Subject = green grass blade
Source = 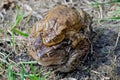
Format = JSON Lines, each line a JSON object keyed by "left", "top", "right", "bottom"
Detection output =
{"left": 10, "top": 31, "right": 15, "bottom": 46}
{"left": 20, "top": 66, "right": 25, "bottom": 80}
{"left": 13, "top": 29, "right": 29, "bottom": 37}
{"left": 7, "top": 65, "right": 16, "bottom": 80}
{"left": 11, "top": 6, "right": 24, "bottom": 30}
{"left": 91, "top": 0, "right": 120, "bottom": 6}
{"left": 112, "top": 0, "right": 120, "bottom": 2}
{"left": 10, "top": 6, "right": 24, "bottom": 46}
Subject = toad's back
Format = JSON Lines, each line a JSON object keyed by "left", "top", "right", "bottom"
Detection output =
{"left": 42, "top": 5, "right": 83, "bottom": 46}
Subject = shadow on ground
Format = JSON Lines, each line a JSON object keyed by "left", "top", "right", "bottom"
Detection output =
{"left": 50, "top": 26, "right": 120, "bottom": 80}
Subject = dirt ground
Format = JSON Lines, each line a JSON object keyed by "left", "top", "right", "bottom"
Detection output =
{"left": 0, "top": 0, "right": 120, "bottom": 80}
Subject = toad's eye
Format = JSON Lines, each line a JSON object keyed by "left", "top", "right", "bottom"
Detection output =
{"left": 53, "top": 36, "right": 59, "bottom": 42}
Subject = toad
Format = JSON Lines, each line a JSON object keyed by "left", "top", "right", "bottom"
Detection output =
{"left": 27, "top": 5, "right": 93, "bottom": 72}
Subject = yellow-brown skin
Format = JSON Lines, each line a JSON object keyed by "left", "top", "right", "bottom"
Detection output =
{"left": 31, "top": 5, "right": 89, "bottom": 47}
{"left": 28, "top": 5, "right": 92, "bottom": 72}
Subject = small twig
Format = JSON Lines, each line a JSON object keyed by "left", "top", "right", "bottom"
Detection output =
{"left": 91, "top": 70, "right": 110, "bottom": 80}
{"left": 99, "top": 5, "right": 103, "bottom": 19}
{"left": 0, "top": 52, "right": 6, "bottom": 57}
{"left": 0, "top": 9, "right": 6, "bottom": 23}
{"left": 114, "top": 31, "right": 120, "bottom": 50}
{"left": 0, "top": 58, "right": 9, "bottom": 64}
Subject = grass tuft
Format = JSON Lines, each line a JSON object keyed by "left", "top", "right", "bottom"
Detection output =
{"left": 10, "top": 6, "right": 29, "bottom": 46}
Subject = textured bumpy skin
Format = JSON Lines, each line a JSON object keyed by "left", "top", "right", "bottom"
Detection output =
{"left": 28, "top": 5, "right": 93, "bottom": 72}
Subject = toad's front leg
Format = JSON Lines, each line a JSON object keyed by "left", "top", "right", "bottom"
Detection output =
{"left": 67, "top": 31, "right": 86, "bottom": 48}
{"left": 57, "top": 38, "right": 90, "bottom": 72}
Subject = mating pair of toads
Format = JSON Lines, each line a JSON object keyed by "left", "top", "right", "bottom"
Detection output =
{"left": 27, "top": 5, "right": 94, "bottom": 72}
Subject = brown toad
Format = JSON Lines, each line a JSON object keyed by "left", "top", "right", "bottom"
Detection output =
{"left": 28, "top": 5, "right": 93, "bottom": 72}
